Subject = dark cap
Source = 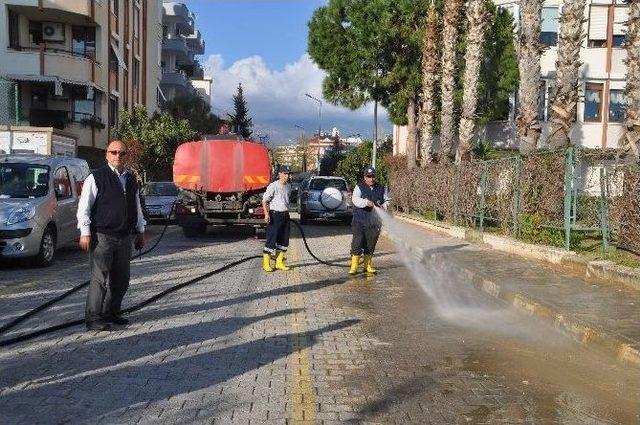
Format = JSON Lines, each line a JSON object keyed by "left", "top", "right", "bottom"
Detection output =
{"left": 278, "top": 165, "right": 292, "bottom": 174}
{"left": 364, "top": 167, "right": 376, "bottom": 176}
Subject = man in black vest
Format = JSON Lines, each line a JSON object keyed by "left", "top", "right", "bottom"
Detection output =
{"left": 77, "top": 140, "right": 146, "bottom": 331}
{"left": 349, "top": 167, "right": 390, "bottom": 275}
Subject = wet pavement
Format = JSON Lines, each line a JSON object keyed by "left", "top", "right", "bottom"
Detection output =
{"left": 0, "top": 220, "right": 638, "bottom": 424}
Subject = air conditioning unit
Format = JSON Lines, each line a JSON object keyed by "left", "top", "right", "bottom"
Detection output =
{"left": 42, "top": 22, "right": 65, "bottom": 42}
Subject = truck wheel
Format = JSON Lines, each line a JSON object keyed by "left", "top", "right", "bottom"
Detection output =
{"left": 34, "top": 226, "right": 56, "bottom": 267}
{"left": 254, "top": 227, "right": 267, "bottom": 240}
{"left": 183, "top": 223, "right": 206, "bottom": 238}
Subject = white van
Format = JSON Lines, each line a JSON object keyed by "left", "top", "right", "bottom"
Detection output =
{"left": 0, "top": 154, "right": 90, "bottom": 266}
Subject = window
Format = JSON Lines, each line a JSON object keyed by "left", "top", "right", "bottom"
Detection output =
{"left": 613, "top": 6, "right": 629, "bottom": 47}
{"left": 541, "top": 7, "right": 558, "bottom": 47}
{"left": 72, "top": 87, "right": 95, "bottom": 121}
{"left": 30, "top": 84, "right": 48, "bottom": 109}
{"left": 124, "top": 0, "right": 130, "bottom": 40}
{"left": 309, "top": 178, "right": 347, "bottom": 191}
{"left": 53, "top": 167, "right": 72, "bottom": 200}
{"left": 109, "top": 96, "right": 118, "bottom": 127}
{"left": 72, "top": 26, "right": 96, "bottom": 58}
{"left": 133, "top": 58, "right": 140, "bottom": 89}
{"left": 609, "top": 89, "right": 626, "bottom": 123}
{"left": 29, "top": 21, "right": 43, "bottom": 45}
{"left": 584, "top": 83, "right": 603, "bottom": 122}
{"left": 588, "top": 5, "right": 609, "bottom": 47}
{"left": 9, "top": 10, "right": 20, "bottom": 49}
{"left": 133, "top": 6, "right": 140, "bottom": 38}
{"left": 0, "top": 164, "right": 50, "bottom": 199}
{"left": 109, "top": 48, "right": 119, "bottom": 91}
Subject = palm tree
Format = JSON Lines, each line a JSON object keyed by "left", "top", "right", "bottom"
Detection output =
{"left": 516, "top": 0, "right": 544, "bottom": 154}
{"left": 418, "top": 1, "right": 440, "bottom": 165}
{"left": 548, "top": 0, "right": 586, "bottom": 149}
{"left": 407, "top": 96, "right": 418, "bottom": 169}
{"left": 439, "top": 0, "right": 463, "bottom": 163}
{"left": 456, "top": 0, "right": 489, "bottom": 163}
{"left": 622, "top": 0, "right": 640, "bottom": 160}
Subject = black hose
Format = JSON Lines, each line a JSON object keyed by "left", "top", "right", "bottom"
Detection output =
{"left": 0, "top": 204, "right": 176, "bottom": 336}
{"left": 0, "top": 216, "right": 346, "bottom": 347}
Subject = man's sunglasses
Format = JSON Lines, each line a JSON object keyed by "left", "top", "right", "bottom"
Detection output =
{"left": 108, "top": 150, "right": 127, "bottom": 157}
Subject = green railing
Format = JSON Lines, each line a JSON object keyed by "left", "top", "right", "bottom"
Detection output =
{"left": 389, "top": 148, "right": 640, "bottom": 260}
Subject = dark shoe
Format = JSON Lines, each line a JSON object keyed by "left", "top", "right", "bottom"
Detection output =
{"left": 105, "top": 315, "right": 129, "bottom": 325}
{"left": 86, "top": 321, "right": 112, "bottom": 331}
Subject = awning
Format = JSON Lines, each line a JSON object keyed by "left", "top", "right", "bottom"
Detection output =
{"left": 110, "top": 43, "right": 128, "bottom": 71}
{"left": 3, "top": 74, "right": 104, "bottom": 98}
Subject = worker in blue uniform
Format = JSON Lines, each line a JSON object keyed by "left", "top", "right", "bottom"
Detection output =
{"left": 349, "top": 167, "right": 390, "bottom": 275}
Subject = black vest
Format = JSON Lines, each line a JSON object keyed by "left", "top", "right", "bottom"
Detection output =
{"left": 90, "top": 166, "right": 138, "bottom": 236}
{"left": 353, "top": 182, "right": 385, "bottom": 225}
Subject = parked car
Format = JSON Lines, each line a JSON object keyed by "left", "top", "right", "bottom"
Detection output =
{"left": 143, "top": 181, "right": 178, "bottom": 223}
{"left": 298, "top": 176, "right": 352, "bottom": 225}
{"left": 0, "top": 154, "right": 90, "bottom": 266}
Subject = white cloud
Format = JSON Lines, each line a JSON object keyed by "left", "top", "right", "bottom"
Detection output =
{"left": 203, "top": 53, "right": 390, "bottom": 144}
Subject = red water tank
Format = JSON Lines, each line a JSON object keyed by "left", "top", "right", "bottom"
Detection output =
{"left": 173, "top": 139, "right": 271, "bottom": 193}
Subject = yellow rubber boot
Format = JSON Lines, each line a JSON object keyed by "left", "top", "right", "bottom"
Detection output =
{"left": 364, "top": 255, "right": 377, "bottom": 274}
{"left": 262, "top": 253, "right": 274, "bottom": 272}
{"left": 349, "top": 255, "right": 360, "bottom": 275}
{"left": 275, "top": 251, "right": 291, "bottom": 271}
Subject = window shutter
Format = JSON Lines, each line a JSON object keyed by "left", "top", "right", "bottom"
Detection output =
{"left": 589, "top": 6, "right": 609, "bottom": 40}
{"left": 613, "top": 7, "right": 629, "bottom": 36}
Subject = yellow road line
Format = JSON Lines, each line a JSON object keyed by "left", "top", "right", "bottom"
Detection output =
{"left": 287, "top": 242, "right": 316, "bottom": 423}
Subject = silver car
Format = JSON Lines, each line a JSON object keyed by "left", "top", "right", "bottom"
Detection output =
{"left": 0, "top": 154, "right": 89, "bottom": 266}
{"left": 143, "top": 181, "right": 178, "bottom": 222}
{"left": 298, "top": 176, "right": 352, "bottom": 225}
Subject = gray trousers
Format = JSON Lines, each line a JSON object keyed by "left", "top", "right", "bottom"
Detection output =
{"left": 85, "top": 233, "right": 132, "bottom": 323}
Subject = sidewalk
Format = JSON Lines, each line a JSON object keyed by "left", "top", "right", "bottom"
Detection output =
{"left": 388, "top": 215, "right": 640, "bottom": 368}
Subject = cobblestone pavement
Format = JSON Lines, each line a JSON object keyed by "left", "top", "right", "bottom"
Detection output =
{"left": 0, "top": 221, "right": 639, "bottom": 424}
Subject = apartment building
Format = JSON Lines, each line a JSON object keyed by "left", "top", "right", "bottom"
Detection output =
{"left": 160, "top": 1, "right": 206, "bottom": 103}
{"left": 393, "top": 0, "right": 630, "bottom": 155}
{"left": 0, "top": 0, "right": 162, "bottom": 161}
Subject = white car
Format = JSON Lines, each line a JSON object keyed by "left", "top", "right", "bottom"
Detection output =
{"left": 0, "top": 154, "right": 89, "bottom": 266}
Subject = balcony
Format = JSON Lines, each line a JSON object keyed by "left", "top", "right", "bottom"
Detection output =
{"left": 163, "top": 3, "right": 194, "bottom": 33}
{"left": 163, "top": 35, "right": 188, "bottom": 55}
{"left": 186, "top": 30, "right": 205, "bottom": 55}
{"left": 161, "top": 69, "right": 189, "bottom": 88}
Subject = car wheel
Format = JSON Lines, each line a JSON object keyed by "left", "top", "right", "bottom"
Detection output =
{"left": 342, "top": 217, "right": 352, "bottom": 226}
{"left": 34, "top": 226, "right": 56, "bottom": 267}
{"left": 300, "top": 213, "right": 310, "bottom": 225}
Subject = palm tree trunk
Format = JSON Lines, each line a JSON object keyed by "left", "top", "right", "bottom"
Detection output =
{"left": 419, "top": 2, "right": 440, "bottom": 166}
{"left": 548, "top": 0, "right": 586, "bottom": 149}
{"left": 622, "top": 0, "right": 640, "bottom": 161}
{"left": 516, "top": 0, "right": 544, "bottom": 154}
{"left": 439, "top": 0, "right": 463, "bottom": 163}
{"left": 456, "top": 0, "right": 489, "bottom": 164}
{"left": 407, "top": 97, "right": 418, "bottom": 169}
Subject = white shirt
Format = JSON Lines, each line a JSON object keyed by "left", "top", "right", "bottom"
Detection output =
{"left": 262, "top": 180, "right": 291, "bottom": 212}
{"left": 76, "top": 165, "right": 146, "bottom": 237}
{"left": 352, "top": 184, "right": 390, "bottom": 210}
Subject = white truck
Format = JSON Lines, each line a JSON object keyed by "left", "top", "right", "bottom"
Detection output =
{"left": 0, "top": 126, "right": 77, "bottom": 157}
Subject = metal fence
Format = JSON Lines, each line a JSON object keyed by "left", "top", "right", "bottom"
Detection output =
{"left": 0, "top": 80, "right": 19, "bottom": 126}
{"left": 389, "top": 148, "right": 640, "bottom": 256}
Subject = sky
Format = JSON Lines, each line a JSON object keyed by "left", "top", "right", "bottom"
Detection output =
{"left": 184, "top": 0, "right": 391, "bottom": 145}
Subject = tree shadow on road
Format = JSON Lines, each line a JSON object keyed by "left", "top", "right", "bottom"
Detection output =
{"left": 0, "top": 318, "right": 360, "bottom": 423}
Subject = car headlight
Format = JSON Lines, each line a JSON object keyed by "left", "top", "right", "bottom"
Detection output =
{"left": 7, "top": 206, "right": 36, "bottom": 225}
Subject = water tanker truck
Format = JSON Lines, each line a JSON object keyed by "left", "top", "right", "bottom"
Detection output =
{"left": 173, "top": 137, "right": 271, "bottom": 237}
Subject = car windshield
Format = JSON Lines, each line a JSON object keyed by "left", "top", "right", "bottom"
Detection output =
{"left": 309, "top": 178, "right": 347, "bottom": 191}
{"left": 145, "top": 182, "right": 178, "bottom": 196}
{"left": 0, "top": 163, "right": 50, "bottom": 199}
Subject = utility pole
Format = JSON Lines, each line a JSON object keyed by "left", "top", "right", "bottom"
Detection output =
{"left": 295, "top": 124, "right": 307, "bottom": 173}
{"left": 305, "top": 93, "right": 323, "bottom": 175}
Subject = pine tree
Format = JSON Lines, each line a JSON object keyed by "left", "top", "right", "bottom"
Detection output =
{"left": 227, "top": 83, "right": 253, "bottom": 139}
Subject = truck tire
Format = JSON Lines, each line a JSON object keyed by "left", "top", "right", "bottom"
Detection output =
{"left": 254, "top": 227, "right": 267, "bottom": 240}
{"left": 34, "top": 225, "right": 56, "bottom": 267}
{"left": 183, "top": 223, "right": 206, "bottom": 238}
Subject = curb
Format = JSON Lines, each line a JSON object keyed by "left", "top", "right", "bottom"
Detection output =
{"left": 382, "top": 221, "right": 640, "bottom": 368}
{"left": 395, "top": 213, "right": 640, "bottom": 292}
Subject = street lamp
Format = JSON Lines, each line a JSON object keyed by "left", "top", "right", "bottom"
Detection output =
{"left": 304, "top": 93, "right": 323, "bottom": 174}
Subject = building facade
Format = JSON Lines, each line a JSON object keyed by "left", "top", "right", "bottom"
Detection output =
{"left": 160, "top": 1, "right": 206, "bottom": 103}
{"left": 0, "top": 0, "right": 162, "bottom": 159}
{"left": 393, "top": 0, "right": 629, "bottom": 155}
